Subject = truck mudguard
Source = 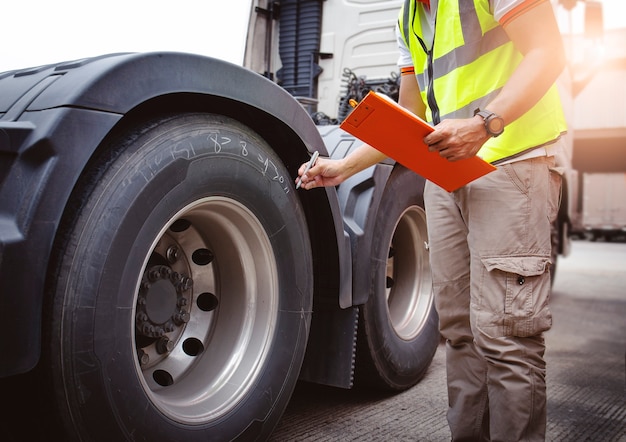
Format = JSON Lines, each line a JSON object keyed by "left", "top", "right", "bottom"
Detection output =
{"left": 0, "top": 52, "right": 351, "bottom": 377}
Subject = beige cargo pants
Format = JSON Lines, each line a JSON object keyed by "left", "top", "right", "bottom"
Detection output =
{"left": 424, "top": 156, "right": 561, "bottom": 442}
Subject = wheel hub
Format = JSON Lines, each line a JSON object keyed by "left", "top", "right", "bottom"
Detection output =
{"left": 133, "top": 196, "right": 281, "bottom": 424}
{"left": 136, "top": 265, "right": 192, "bottom": 339}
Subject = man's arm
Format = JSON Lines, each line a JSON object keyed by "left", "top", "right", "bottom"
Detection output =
{"left": 487, "top": 1, "right": 566, "bottom": 125}
{"left": 296, "top": 74, "right": 424, "bottom": 190}
{"left": 398, "top": 72, "right": 426, "bottom": 119}
{"left": 423, "top": 1, "right": 566, "bottom": 161}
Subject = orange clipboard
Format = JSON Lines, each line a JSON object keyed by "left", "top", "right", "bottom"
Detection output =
{"left": 339, "top": 91, "right": 496, "bottom": 192}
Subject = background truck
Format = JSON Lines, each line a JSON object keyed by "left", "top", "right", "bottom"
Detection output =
{"left": 0, "top": 0, "right": 615, "bottom": 440}
{"left": 556, "top": 0, "right": 626, "bottom": 241}
{"left": 0, "top": 1, "right": 439, "bottom": 440}
{"left": 580, "top": 172, "right": 626, "bottom": 239}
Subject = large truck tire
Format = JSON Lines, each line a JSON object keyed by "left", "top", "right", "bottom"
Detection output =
{"left": 356, "top": 166, "right": 439, "bottom": 391}
{"left": 42, "top": 113, "right": 313, "bottom": 440}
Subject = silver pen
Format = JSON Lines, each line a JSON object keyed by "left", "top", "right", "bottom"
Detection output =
{"left": 296, "top": 151, "right": 319, "bottom": 189}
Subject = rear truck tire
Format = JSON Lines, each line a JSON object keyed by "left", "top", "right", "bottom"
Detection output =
{"left": 356, "top": 166, "right": 439, "bottom": 391}
{"left": 44, "top": 113, "right": 313, "bottom": 441}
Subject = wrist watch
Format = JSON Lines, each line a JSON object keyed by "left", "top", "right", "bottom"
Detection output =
{"left": 474, "top": 108, "right": 504, "bottom": 138}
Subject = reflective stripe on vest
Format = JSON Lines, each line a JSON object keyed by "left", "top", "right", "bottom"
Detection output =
{"left": 399, "top": 0, "right": 567, "bottom": 164}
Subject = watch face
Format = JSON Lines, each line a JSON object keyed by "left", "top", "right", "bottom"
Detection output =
{"left": 487, "top": 116, "right": 504, "bottom": 135}
{"left": 475, "top": 109, "right": 504, "bottom": 137}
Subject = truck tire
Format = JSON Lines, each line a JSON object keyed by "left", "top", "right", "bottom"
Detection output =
{"left": 356, "top": 166, "right": 439, "bottom": 391}
{"left": 43, "top": 113, "right": 313, "bottom": 441}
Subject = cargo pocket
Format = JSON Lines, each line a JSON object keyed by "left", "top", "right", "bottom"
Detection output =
{"left": 477, "top": 256, "right": 553, "bottom": 338}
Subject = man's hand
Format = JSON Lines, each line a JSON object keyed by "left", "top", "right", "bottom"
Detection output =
{"left": 295, "top": 157, "right": 346, "bottom": 190}
{"left": 423, "top": 115, "right": 490, "bottom": 162}
{"left": 295, "top": 144, "right": 387, "bottom": 190}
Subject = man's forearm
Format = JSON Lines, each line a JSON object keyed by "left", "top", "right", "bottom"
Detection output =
{"left": 339, "top": 143, "right": 388, "bottom": 178}
{"left": 488, "top": 2, "right": 566, "bottom": 126}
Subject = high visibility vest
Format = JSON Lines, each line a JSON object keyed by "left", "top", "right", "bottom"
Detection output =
{"left": 398, "top": 0, "right": 567, "bottom": 164}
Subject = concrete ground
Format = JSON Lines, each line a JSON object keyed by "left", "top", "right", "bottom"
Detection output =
{"left": 269, "top": 239, "right": 626, "bottom": 441}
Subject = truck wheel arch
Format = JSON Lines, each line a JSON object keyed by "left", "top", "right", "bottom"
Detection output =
{"left": 0, "top": 52, "right": 347, "bottom": 378}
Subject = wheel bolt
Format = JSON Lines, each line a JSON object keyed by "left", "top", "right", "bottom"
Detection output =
{"left": 142, "top": 324, "right": 154, "bottom": 335}
{"left": 174, "top": 311, "right": 190, "bottom": 325}
{"left": 166, "top": 246, "right": 179, "bottom": 264}
{"left": 136, "top": 312, "right": 148, "bottom": 322}
{"left": 138, "top": 350, "right": 150, "bottom": 366}
{"left": 156, "top": 337, "right": 175, "bottom": 355}
{"left": 149, "top": 269, "right": 160, "bottom": 281}
{"left": 177, "top": 279, "right": 193, "bottom": 294}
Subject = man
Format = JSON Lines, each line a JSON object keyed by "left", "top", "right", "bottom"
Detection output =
{"left": 296, "top": 0, "right": 567, "bottom": 440}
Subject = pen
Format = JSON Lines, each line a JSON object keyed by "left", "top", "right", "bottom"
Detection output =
{"left": 296, "top": 151, "right": 319, "bottom": 189}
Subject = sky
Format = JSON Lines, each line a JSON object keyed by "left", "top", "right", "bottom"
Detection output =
{"left": 1, "top": 0, "right": 624, "bottom": 73}
{"left": 0, "top": 0, "right": 251, "bottom": 72}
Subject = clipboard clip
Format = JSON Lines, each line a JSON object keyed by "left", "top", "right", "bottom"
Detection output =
{"left": 344, "top": 102, "right": 374, "bottom": 128}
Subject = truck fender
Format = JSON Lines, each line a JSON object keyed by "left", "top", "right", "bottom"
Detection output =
{"left": 0, "top": 52, "right": 351, "bottom": 377}
{"left": 302, "top": 126, "right": 438, "bottom": 391}
{"left": 299, "top": 126, "right": 394, "bottom": 389}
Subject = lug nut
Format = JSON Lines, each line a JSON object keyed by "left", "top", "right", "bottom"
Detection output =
{"left": 174, "top": 311, "right": 190, "bottom": 325}
{"left": 156, "top": 337, "right": 175, "bottom": 355}
{"left": 149, "top": 269, "right": 160, "bottom": 281}
{"left": 138, "top": 350, "right": 150, "bottom": 366}
{"left": 166, "top": 246, "right": 179, "bottom": 264}
{"left": 176, "top": 278, "right": 193, "bottom": 294}
{"left": 142, "top": 324, "right": 155, "bottom": 335}
{"left": 136, "top": 312, "right": 148, "bottom": 322}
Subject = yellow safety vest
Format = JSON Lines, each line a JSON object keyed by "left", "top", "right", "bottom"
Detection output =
{"left": 398, "top": 0, "right": 567, "bottom": 163}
